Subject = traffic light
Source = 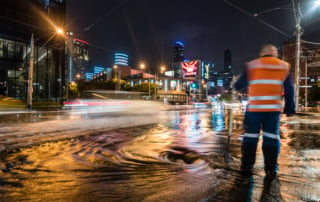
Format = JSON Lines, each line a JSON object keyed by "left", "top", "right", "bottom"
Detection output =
{"left": 190, "top": 82, "right": 198, "bottom": 88}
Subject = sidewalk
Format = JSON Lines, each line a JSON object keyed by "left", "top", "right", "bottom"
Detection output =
{"left": 0, "top": 96, "right": 64, "bottom": 115}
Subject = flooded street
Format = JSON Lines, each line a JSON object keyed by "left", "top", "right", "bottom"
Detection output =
{"left": 0, "top": 104, "right": 320, "bottom": 201}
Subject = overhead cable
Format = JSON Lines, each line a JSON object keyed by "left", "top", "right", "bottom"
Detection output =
{"left": 224, "top": 0, "right": 293, "bottom": 39}
{"left": 77, "top": 0, "right": 130, "bottom": 37}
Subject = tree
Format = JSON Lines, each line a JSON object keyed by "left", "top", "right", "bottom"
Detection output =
{"left": 68, "top": 82, "right": 78, "bottom": 98}
{"left": 131, "top": 83, "right": 156, "bottom": 94}
{"left": 219, "top": 93, "right": 232, "bottom": 102}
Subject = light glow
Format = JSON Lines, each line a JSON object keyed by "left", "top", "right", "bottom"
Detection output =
{"left": 140, "top": 63, "right": 145, "bottom": 69}
{"left": 57, "top": 28, "right": 63, "bottom": 34}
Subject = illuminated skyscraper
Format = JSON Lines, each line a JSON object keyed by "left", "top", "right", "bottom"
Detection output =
{"left": 173, "top": 41, "right": 185, "bottom": 62}
{"left": 114, "top": 53, "right": 129, "bottom": 66}
{"left": 224, "top": 49, "right": 232, "bottom": 72}
{"left": 172, "top": 41, "right": 185, "bottom": 78}
{"left": 72, "top": 38, "right": 89, "bottom": 80}
{"left": 94, "top": 66, "right": 105, "bottom": 74}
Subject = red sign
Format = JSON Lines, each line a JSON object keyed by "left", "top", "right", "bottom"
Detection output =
{"left": 181, "top": 60, "right": 199, "bottom": 78}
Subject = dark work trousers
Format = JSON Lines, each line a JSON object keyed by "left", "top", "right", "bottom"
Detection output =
{"left": 241, "top": 111, "right": 281, "bottom": 172}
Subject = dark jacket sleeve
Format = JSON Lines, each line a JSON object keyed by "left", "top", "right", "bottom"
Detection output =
{"left": 234, "top": 71, "right": 248, "bottom": 91}
{"left": 283, "top": 72, "right": 296, "bottom": 115}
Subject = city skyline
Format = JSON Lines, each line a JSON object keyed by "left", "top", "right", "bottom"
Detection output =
{"left": 66, "top": 0, "right": 320, "bottom": 73}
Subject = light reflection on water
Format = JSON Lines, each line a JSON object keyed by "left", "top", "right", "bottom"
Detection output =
{"left": 0, "top": 125, "right": 222, "bottom": 201}
{"left": 0, "top": 107, "right": 320, "bottom": 201}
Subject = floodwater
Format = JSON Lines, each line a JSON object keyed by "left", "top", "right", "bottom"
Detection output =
{"left": 0, "top": 104, "right": 320, "bottom": 201}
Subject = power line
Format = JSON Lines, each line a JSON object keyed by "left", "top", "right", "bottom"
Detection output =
{"left": 89, "top": 42, "right": 114, "bottom": 53}
{"left": 224, "top": 0, "right": 293, "bottom": 39}
{"left": 72, "top": 0, "right": 130, "bottom": 54}
{"left": 77, "top": 0, "right": 130, "bottom": 37}
{"left": 301, "top": 40, "right": 320, "bottom": 45}
{"left": 0, "top": 15, "right": 53, "bottom": 33}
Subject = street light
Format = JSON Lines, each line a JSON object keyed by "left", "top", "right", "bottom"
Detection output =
{"left": 113, "top": 65, "right": 120, "bottom": 91}
{"left": 140, "top": 63, "right": 145, "bottom": 69}
{"left": 140, "top": 63, "right": 150, "bottom": 98}
{"left": 160, "top": 65, "right": 166, "bottom": 74}
{"left": 57, "top": 28, "right": 63, "bottom": 34}
{"left": 155, "top": 65, "right": 166, "bottom": 100}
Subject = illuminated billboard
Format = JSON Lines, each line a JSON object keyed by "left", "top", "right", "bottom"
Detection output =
{"left": 181, "top": 60, "right": 200, "bottom": 79}
{"left": 203, "top": 63, "right": 209, "bottom": 80}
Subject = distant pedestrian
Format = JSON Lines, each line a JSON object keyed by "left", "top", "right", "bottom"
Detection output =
{"left": 234, "top": 44, "right": 295, "bottom": 177}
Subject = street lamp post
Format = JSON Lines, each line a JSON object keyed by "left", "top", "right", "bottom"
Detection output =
{"left": 155, "top": 72, "right": 158, "bottom": 100}
{"left": 27, "top": 34, "right": 35, "bottom": 110}
{"left": 304, "top": 58, "right": 308, "bottom": 107}
{"left": 156, "top": 66, "right": 166, "bottom": 101}
{"left": 118, "top": 68, "right": 121, "bottom": 91}
{"left": 148, "top": 70, "right": 151, "bottom": 98}
{"left": 113, "top": 65, "right": 120, "bottom": 91}
{"left": 140, "top": 63, "right": 150, "bottom": 98}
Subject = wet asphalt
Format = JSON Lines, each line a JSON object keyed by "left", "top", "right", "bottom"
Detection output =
{"left": 0, "top": 105, "right": 319, "bottom": 202}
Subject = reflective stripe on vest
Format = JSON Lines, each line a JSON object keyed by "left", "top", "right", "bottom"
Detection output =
{"left": 249, "top": 96, "right": 282, "bottom": 101}
{"left": 247, "top": 63, "right": 289, "bottom": 70}
{"left": 249, "top": 80, "right": 283, "bottom": 85}
{"left": 247, "top": 104, "right": 282, "bottom": 110}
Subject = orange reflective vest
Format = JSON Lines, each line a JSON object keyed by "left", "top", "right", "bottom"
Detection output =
{"left": 246, "top": 56, "right": 290, "bottom": 112}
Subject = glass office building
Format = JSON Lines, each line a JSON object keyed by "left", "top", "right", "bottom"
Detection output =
{"left": 0, "top": 0, "right": 66, "bottom": 101}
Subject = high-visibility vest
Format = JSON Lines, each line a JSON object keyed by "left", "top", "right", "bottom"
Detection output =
{"left": 246, "top": 57, "right": 290, "bottom": 112}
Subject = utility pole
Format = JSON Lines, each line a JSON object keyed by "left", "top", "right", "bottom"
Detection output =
{"left": 27, "top": 34, "right": 34, "bottom": 110}
{"left": 155, "top": 73, "right": 157, "bottom": 100}
{"left": 304, "top": 58, "right": 308, "bottom": 108}
{"left": 148, "top": 69, "right": 151, "bottom": 98}
{"left": 118, "top": 68, "right": 121, "bottom": 91}
{"left": 294, "top": 3, "right": 302, "bottom": 111}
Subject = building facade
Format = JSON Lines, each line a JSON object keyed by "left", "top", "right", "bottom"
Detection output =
{"left": 0, "top": 0, "right": 66, "bottom": 101}
{"left": 210, "top": 49, "right": 234, "bottom": 95}
{"left": 72, "top": 38, "right": 89, "bottom": 80}
{"left": 173, "top": 41, "right": 185, "bottom": 78}
{"left": 173, "top": 41, "right": 185, "bottom": 63}
{"left": 224, "top": 49, "right": 232, "bottom": 72}
{"left": 114, "top": 53, "right": 129, "bottom": 66}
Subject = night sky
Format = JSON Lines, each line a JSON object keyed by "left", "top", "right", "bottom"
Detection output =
{"left": 66, "top": 0, "right": 320, "bottom": 73}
